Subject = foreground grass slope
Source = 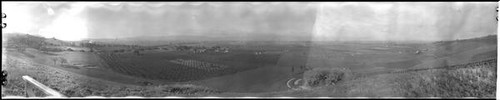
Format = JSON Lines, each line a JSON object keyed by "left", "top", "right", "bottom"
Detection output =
{"left": 396, "top": 59, "right": 496, "bottom": 97}
{"left": 1, "top": 56, "right": 221, "bottom": 97}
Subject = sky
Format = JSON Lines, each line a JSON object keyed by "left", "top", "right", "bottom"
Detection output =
{"left": 314, "top": 2, "right": 498, "bottom": 41}
{"left": 1, "top": 2, "right": 498, "bottom": 41}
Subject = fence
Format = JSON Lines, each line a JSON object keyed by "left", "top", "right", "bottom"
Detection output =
{"left": 22, "top": 75, "right": 65, "bottom": 97}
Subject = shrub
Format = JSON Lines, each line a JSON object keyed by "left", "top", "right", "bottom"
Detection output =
{"left": 303, "top": 68, "right": 346, "bottom": 88}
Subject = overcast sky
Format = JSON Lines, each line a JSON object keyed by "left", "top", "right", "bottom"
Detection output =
{"left": 2, "top": 2, "right": 497, "bottom": 41}
{"left": 314, "top": 2, "right": 498, "bottom": 41}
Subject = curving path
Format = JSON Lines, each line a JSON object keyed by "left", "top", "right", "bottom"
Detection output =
{"left": 286, "top": 78, "right": 304, "bottom": 90}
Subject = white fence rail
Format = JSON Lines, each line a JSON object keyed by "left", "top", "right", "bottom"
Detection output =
{"left": 22, "top": 75, "right": 65, "bottom": 97}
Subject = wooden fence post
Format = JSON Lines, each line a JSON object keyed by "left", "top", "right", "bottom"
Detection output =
{"left": 22, "top": 75, "right": 65, "bottom": 97}
{"left": 25, "top": 80, "right": 35, "bottom": 97}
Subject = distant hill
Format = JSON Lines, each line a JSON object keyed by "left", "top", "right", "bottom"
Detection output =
{"left": 88, "top": 32, "right": 315, "bottom": 45}
{"left": 431, "top": 35, "right": 496, "bottom": 52}
{"left": 3, "top": 33, "right": 75, "bottom": 50}
{"left": 433, "top": 34, "right": 497, "bottom": 45}
{"left": 429, "top": 34, "right": 497, "bottom": 64}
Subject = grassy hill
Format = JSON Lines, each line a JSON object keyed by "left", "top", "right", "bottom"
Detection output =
{"left": 3, "top": 33, "right": 73, "bottom": 49}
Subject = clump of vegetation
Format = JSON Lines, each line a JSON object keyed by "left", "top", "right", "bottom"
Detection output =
{"left": 157, "top": 84, "right": 222, "bottom": 95}
{"left": 303, "top": 68, "right": 348, "bottom": 88}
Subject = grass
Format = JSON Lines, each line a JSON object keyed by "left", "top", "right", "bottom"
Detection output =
{"left": 470, "top": 50, "right": 497, "bottom": 62}
{"left": 1, "top": 55, "right": 221, "bottom": 97}
{"left": 376, "top": 59, "right": 421, "bottom": 69}
{"left": 396, "top": 59, "right": 496, "bottom": 97}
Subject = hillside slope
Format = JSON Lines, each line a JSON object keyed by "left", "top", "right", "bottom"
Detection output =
{"left": 214, "top": 35, "right": 497, "bottom": 97}
{"left": 1, "top": 33, "right": 222, "bottom": 97}
{"left": 1, "top": 50, "right": 222, "bottom": 97}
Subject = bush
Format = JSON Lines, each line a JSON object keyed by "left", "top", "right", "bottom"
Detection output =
{"left": 303, "top": 68, "right": 346, "bottom": 88}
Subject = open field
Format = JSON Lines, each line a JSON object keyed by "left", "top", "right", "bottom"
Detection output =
{"left": 95, "top": 46, "right": 282, "bottom": 82}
